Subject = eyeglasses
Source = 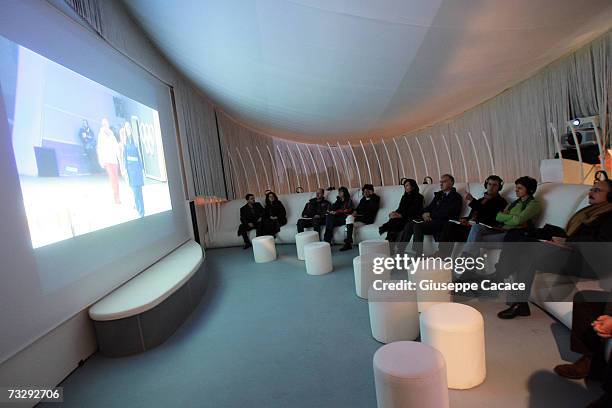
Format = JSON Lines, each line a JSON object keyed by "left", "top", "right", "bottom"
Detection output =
{"left": 590, "top": 188, "right": 603, "bottom": 193}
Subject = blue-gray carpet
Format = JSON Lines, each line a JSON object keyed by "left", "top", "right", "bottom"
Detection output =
{"left": 51, "top": 245, "right": 605, "bottom": 408}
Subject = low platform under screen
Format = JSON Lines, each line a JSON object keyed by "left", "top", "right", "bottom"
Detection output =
{"left": 0, "top": 34, "right": 172, "bottom": 249}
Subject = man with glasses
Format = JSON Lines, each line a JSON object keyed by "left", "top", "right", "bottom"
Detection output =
{"left": 399, "top": 174, "right": 462, "bottom": 255}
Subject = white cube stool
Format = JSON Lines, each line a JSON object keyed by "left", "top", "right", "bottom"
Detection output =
{"left": 304, "top": 242, "right": 333, "bottom": 275}
{"left": 252, "top": 235, "right": 276, "bottom": 263}
{"left": 295, "top": 231, "right": 319, "bottom": 260}
{"left": 359, "top": 239, "right": 391, "bottom": 257}
{"left": 353, "top": 253, "right": 390, "bottom": 299}
{"left": 374, "top": 341, "right": 449, "bottom": 408}
{"left": 420, "top": 303, "right": 486, "bottom": 389}
{"left": 411, "top": 263, "right": 453, "bottom": 313}
{"left": 368, "top": 286, "right": 419, "bottom": 343}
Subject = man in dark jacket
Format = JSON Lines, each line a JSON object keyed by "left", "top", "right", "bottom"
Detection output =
{"left": 237, "top": 193, "right": 264, "bottom": 249}
{"left": 553, "top": 290, "right": 612, "bottom": 408}
{"left": 400, "top": 174, "right": 463, "bottom": 255}
{"left": 437, "top": 175, "right": 507, "bottom": 257}
{"left": 297, "top": 188, "right": 330, "bottom": 234}
{"left": 341, "top": 184, "right": 380, "bottom": 251}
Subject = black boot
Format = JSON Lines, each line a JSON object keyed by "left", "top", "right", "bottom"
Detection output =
{"left": 242, "top": 233, "right": 252, "bottom": 249}
{"left": 497, "top": 302, "right": 530, "bottom": 319}
{"left": 340, "top": 243, "right": 353, "bottom": 251}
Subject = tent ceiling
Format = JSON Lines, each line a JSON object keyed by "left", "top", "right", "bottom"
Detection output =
{"left": 123, "top": 0, "right": 612, "bottom": 142}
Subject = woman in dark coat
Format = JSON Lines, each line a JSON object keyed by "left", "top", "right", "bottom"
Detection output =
{"left": 262, "top": 191, "right": 287, "bottom": 236}
{"left": 378, "top": 178, "right": 423, "bottom": 242}
{"left": 323, "top": 186, "right": 354, "bottom": 244}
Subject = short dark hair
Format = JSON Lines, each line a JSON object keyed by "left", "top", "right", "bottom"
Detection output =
{"left": 441, "top": 174, "right": 455, "bottom": 184}
{"left": 515, "top": 176, "right": 538, "bottom": 195}
{"left": 245, "top": 193, "right": 254, "bottom": 200}
{"left": 362, "top": 183, "right": 374, "bottom": 192}
{"left": 486, "top": 175, "right": 503, "bottom": 187}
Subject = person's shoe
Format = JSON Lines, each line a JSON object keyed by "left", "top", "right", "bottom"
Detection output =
{"left": 497, "top": 302, "right": 531, "bottom": 319}
{"left": 553, "top": 355, "right": 592, "bottom": 379}
{"left": 586, "top": 392, "right": 612, "bottom": 408}
{"left": 243, "top": 242, "right": 252, "bottom": 250}
{"left": 340, "top": 243, "right": 353, "bottom": 251}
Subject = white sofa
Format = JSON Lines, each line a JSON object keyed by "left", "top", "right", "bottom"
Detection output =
{"left": 207, "top": 182, "right": 607, "bottom": 332}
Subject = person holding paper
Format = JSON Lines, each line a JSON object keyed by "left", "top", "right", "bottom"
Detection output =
{"left": 437, "top": 175, "right": 507, "bottom": 256}
{"left": 460, "top": 176, "right": 541, "bottom": 258}
{"left": 297, "top": 188, "right": 330, "bottom": 234}
{"left": 379, "top": 178, "right": 423, "bottom": 242}
{"left": 493, "top": 179, "right": 612, "bottom": 319}
{"left": 399, "top": 174, "right": 462, "bottom": 255}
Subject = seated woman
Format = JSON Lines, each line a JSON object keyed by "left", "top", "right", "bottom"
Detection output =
{"left": 460, "top": 176, "right": 541, "bottom": 258}
{"left": 237, "top": 193, "right": 265, "bottom": 249}
{"left": 261, "top": 191, "right": 287, "bottom": 237}
{"left": 378, "top": 179, "right": 423, "bottom": 242}
{"left": 494, "top": 179, "right": 612, "bottom": 319}
{"left": 323, "top": 187, "right": 353, "bottom": 244}
{"left": 552, "top": 290, "right": 612, "bottom": 408}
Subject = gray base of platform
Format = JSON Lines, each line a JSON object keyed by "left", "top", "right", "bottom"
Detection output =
{"left": 92, "top": 263, "right": 208, "bottom": 357}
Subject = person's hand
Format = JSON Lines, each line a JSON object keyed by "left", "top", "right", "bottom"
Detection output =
{"left": 551, "top": 236, "right": 567, "bottom": 244}
{"left": 460, "top": 217, "right": 470, "bottom": 226}
{"left": 422, "top": 213, "right": 432, "bottom": 222}
{"left": 328, "top": 210, "right": 336, "bottom": 215}
{"left": 465, "top": 193, "right": 474, "bottom": 203}
{"left": 248, "top": 223, "right": 254, "bottom": 228}
{"left": 592, "top": 315, "right": 612, "bottom": 338}
{"left": 270, "top": 216, "right": 277, "bottom": 220}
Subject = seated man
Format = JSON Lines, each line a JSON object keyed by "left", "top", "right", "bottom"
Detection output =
{"left": 553, "top": 290, "right": 612, "bottom": 408}
{"left": 399, "top": 174, "right": 462, "bottom": 255}
{"left": 237, "top": 193, "right": 264, "bottom": 249}
{"left": 341, "top": 184, "right": 380, "bottom": 251}
{"left": 297, "top": 188, "right": 330, "bottom": 235}
{"left": 323, "top": 187, "right": 353, "bottom": 245}
{"left": 437, "top": 175, "right": 507, "bottom": 257}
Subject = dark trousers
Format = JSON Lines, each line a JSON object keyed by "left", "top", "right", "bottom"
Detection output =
{"left": 323, "top": 214, "right": 347, "bottom": 243}
{"left": 237, "top": 223, "right": 263, "bottom": 244}
{"left": 569, "top": 290, "right": 612, "bottom": 392}
{"left": 379, "top": 218, "right": 408, "bottom": 242}
{"left": 297, "top": 216, "right": 323, "bottom": 233}
{"left": 345, "top": 216, "right": 368, "bottom": 245}
{"left": 399, "top": 220, "right": 444, "bottom": 255}
{"left": 437, "top": 222, "right": 471, "bottom": 257}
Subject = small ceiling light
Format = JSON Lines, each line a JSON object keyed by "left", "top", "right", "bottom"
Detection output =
{"left": 572, "top": 118, "right": 581, "bottom": 126}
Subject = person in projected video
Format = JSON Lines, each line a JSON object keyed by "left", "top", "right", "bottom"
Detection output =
{"left": 78, "top": 119, "right": 100, "bottom": 173}
{"left": 97, "top": 118, "right": 121, "bottom": 204}
{"left": 123, "top": 122, "right": 145, "bottom": 218}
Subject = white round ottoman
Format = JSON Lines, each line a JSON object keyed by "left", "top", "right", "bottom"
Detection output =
{"left": 304, "top": 242, "right": 333, "bottom": 275}
{"left": 374, "top": 341, "right": 449, "bottom": 408}
{"left": 368, "top": 286, "right": 419, "bottom": 343}
{"left": 252, "top": 235, "right": 276, "bottom": 263}
{"left": 411, "top": 263, "right": 453, "bottom": 313}
{"left": 353, "top": 253, "right": 389, "bottom": 299}
{"left": 420, "top": 303, "right": 486, "bottom": 389}
{"left": 359, "top": 239, "right": 390, "bottom": 256}
{"left": 295, "top": 231, "right": 319, "bottom": 260}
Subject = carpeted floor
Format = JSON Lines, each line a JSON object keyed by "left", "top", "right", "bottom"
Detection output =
{"left": 50, "top": 245, "right": 606, "bottom": 408}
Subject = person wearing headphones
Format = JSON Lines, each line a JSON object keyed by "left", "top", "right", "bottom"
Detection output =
{"left": 459, "top": 176, "right": 541, "bottom": 259}
{"left": 423, "top": 176, "right": 434, "bottom": 185}
{"left": 437, "top": 175, "right": 507, "bottom": 257}
{"left": 340, "top": 184, "right": 380, "bottom": 251}
{"left": 493, "top": 179, "right": 612, "bottom": 319}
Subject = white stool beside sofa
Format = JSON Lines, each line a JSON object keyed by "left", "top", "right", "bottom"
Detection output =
{"left": 368, "top": 286, "right": 419, "bottom": 343}
{"left": 252, "top": 235, "right": 277, "bottom": 263}
{"left": 295, "top": 231, "right": 319, "bottom": 260}
{"left": 373, "top": 341, "right": 449, "bottom": 408}
{"left": 359, "top": 239, "right": 390, "bottom": 256}
{"left": 353, "top": 253, "right": 389, "bottom": 299}
{"left": 420, "top": 303, "right": 486, "bottom": 389}
{"left": 304, "top": 242, "right": 333, "bottom": 275}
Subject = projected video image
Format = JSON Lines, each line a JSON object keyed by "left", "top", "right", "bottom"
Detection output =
{"left": 0, "top": 35, "right": 172, "bottom": 248}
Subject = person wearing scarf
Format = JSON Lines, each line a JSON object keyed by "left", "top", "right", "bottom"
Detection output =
{"left": 495, "top": 179, "right": 612, "bottom": 319}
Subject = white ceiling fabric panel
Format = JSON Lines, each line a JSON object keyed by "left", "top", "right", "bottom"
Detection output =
{"left": 123, "top": 0, "right": 612, "bottom": 142}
